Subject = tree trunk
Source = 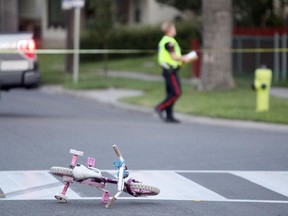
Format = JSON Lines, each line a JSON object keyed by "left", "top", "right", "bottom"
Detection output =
{"left": 103, "top": 40, "right": 109, "bottom": 75}
{"left": 200, "top": 0, "right": 235, "bottom": 90}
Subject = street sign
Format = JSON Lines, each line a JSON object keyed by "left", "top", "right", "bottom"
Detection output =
{"left": 62, "top": 0, "right": 85, "bottom": 10}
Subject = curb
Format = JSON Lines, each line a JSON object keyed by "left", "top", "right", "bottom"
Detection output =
{"left": 40, "top": 85, "right": 288, "bottom": 133}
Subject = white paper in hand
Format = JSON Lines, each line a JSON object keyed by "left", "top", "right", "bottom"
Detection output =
{"left": 186, "top": 51, "right": 198, "bottom": 61}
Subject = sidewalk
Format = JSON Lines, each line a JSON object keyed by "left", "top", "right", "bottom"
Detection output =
{"left": 270, "top": 87, "right": 288, "bottom": 99}
{"left": 98, "top": 70, "right": 197, "bottom": 84}
{"left": 41, "top": 85, "right": 288, "bottom": 133}
{"left": 104, "top": 71, "right": 288, "bottom": 98}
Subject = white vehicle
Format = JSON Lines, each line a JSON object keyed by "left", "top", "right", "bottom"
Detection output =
{"left": 0, "top": 33, "right": 40, "bottom": 92}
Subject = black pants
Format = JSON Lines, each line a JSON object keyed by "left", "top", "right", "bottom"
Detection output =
{"left": 156, "top": 67, "right": 182, "bottom": 119}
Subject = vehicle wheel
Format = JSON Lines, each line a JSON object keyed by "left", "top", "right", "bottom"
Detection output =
{"left": 50, "top": 166, "right": 73, "bottom": 177}
{"left": 125, "top": 182, "right": 160, "bottom": 197}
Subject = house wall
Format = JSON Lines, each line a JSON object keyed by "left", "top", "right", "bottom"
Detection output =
{"left": 18, "top": 0, "right": 182, "bottom": 48}
{"left": 146, "top": 0, "right": 181, "bottom": 24}
{"left": 18, "top": 0, "right": 42, "bottom": 42}
{"left": 0, "top": 0, "right": 19, "bottom": 32}
{"left": 41, "top": 0, "right": 66, "bottom": 48}
{"left": 128, "top": 0, "right": 181, "bottom": 25}
{"left": 19, "top": 0, "right": 42, "bottom": 19}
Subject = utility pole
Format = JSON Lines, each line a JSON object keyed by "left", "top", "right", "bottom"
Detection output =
{"left": 65, "top": 9, "right": 74, "bottom": 74}
{"left": 62, "top": 0, "right": 85, "bottom": 83}
{"left": 73, "top": 6, "right": 81, "bottom": 83}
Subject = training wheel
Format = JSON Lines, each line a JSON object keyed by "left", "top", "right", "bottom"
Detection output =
{"left": 55, "top": 194, "right": 68, "bottom": 203}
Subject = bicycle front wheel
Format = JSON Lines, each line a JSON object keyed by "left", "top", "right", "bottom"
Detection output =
{"left": 125, "top": 182, "right": 160, "bottom": 197}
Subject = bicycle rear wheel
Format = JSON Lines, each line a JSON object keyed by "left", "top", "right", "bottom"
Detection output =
{"left": 125, "top": 182, "right": 160, "bottom": 197}
{"left": 50, "top": 166, "right": 73, "bottom": 177}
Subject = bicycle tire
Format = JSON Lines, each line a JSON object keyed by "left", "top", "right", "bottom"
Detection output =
{"left": 50, "top": 166, "right": 73, "bottom": 177}
{"left": 126, "top": 182, "right": 160, "bottom": 196}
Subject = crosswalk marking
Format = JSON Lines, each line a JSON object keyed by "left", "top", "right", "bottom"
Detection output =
{"left": 232, "top": 171, "right": 288, "bottom": 198}
{"left": 0, "top": 170, "right": 288, "bottom": 203}
{"left": 0, "top": 170, "right": 81, "bottom": 200}
{"left": 124, "top": 171, "right": 227, "bottom": 201}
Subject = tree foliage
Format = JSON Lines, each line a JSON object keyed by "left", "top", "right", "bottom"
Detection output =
{"left": 85, "top": 0, "right": 115, "bottom": 37}
{"left": 233, "top": 0, "right": 288, "bottom": 26}
{"left": 84, "top": 0, "right": 116, "bottom": 71}
{"left": 156, "top": 0, "right": 288, "bottom": 26}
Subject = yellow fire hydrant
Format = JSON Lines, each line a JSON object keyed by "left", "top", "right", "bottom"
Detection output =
{"left": 252, "top": 68, "right": 272, "bottom": 112}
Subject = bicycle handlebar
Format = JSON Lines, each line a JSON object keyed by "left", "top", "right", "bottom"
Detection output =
{"left": 113, "top": 145, "right": 122, "bottom": 159}
{"left": 105, "top": 197, "right": 116, "bottom": 209}
{"left": 106, "top": 145, "right": 125, "bottom": 208}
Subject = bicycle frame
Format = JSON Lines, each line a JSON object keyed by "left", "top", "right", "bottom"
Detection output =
{"left": 51, "top": 145, "right": 159, "bottom": 208}
{"left": 54, "top": 146, "right": 129, "bottom": 207}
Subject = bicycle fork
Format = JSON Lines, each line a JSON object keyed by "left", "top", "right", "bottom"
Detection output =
{"left": 105, "top": 145, "right": 125, "bottom": 208}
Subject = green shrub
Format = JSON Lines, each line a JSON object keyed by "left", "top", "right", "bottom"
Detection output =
{"left": 80, "top": 21, "right": 201, "bottom": 62}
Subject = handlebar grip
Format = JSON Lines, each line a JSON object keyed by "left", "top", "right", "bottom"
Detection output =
{"left": 105, "top": 197, "right": 116, "bottom": 208}
{"left": 113, "top": 145, "right": 122, "bottom": 159}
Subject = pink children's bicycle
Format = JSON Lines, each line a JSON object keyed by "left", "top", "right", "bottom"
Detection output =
{"left": 50, "top": 145, "right": 160, "bottom": 208}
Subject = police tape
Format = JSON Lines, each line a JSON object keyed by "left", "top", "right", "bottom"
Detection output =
{"left": 34, "top": 49, "right": 156, "bottom": 54}
{"left": 0, "top": 48, "right": 288, "bottom": 54}
{"left": 0, "top": 49, "right": 156, "bottom": 54}
{"left": 194, "top": 48, "right": 288, "bottom": 53}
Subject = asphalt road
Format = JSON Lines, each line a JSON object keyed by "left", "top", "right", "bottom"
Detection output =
{"left": 0, "top": 89, "right": 288, "bottom": 216}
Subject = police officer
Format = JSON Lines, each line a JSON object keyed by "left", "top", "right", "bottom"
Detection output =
{"left": 155, "top": 22, "right": 194, "bottom": 123}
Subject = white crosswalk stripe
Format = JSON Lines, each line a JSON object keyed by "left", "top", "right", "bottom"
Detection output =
{"left": 0, "top": 170, "right": 81, "bottom": 200}
{"left": 232, "top": 171, "right": 288, "bottom": 197}
{"left": 126, "top": 171, "right": 227, "bottom": 201}
{"left": 0, "top": 170, "right": 288, "bottom": 203}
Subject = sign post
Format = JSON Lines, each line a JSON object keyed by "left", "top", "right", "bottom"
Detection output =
{"left": 62, "top": 0, "right": 85, "bottom": 84}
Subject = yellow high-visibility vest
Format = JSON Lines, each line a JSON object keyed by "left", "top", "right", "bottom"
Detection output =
{"left": 158, "top": 35, "right": 182, "bottom": 69}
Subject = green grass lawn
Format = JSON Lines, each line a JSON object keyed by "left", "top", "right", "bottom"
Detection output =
{"left": 38, "top": 54, "right": 288, "bottom": 124}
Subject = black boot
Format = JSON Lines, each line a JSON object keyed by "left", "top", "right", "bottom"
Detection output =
{"left": 154, "top": 106, "right": 165, "bottom": 121}
{"left": 166, "top": 117, "right": 181, "bottom": 123}
{"left": 166, "top": 106, "right": 180, "bottom": 123}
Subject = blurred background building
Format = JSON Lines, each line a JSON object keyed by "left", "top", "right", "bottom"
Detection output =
{"left": 0, "top": 0, "right": 287, "bottom": 77}
{"left": 0, "top": 0, "right": 184, "bottom": 48}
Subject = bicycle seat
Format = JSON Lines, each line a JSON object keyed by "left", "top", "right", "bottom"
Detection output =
{"left": 72, "top": 164, "right": 102, "bottom": 180}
